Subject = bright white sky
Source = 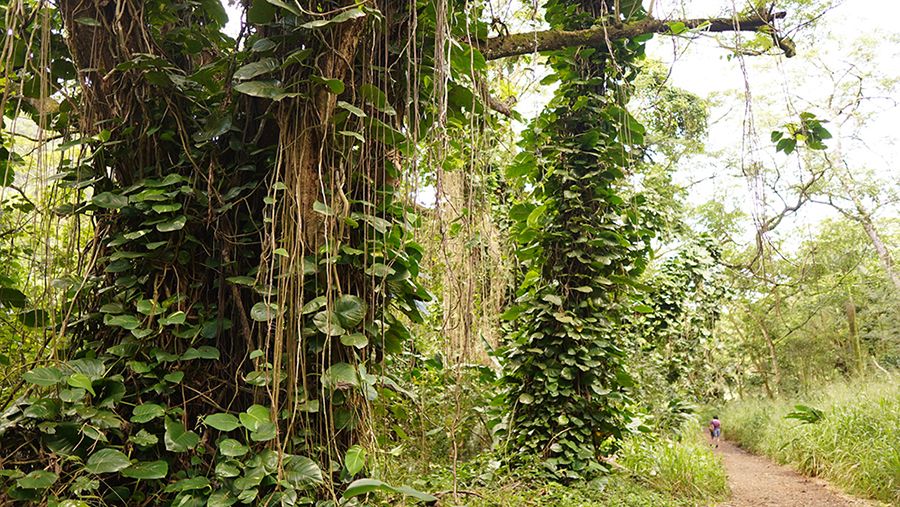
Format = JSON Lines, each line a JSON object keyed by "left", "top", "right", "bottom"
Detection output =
{"left": 644, "top": 0, "right": 900, "bottom": 248}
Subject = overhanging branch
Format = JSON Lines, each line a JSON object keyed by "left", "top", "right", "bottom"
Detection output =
{"left": 481, "top": 11, "right": 787, "bottom": 60}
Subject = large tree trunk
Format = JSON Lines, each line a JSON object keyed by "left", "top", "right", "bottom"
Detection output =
{"left": 2, "top": 0, "right": 425, "bottom": 500}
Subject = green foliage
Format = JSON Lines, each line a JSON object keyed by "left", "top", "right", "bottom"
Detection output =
{"left": 715, "top": 217, "right": 899, "bottom": 396}
{"left": 387, "top": 431, "right": 727, "bottom": 506}
{"left": 771, "top": 111, "right": 832, "bottom": 154}
{"left": 723, "top": 378, "right": 899, "bottom": 504}
{"left": 0, "top": 0, "right": 438, "bottom": 503}
{"left": 784, "top": 404, "right": 824, "bottom": 424}
{"left": 626, "top": 237, "right": 729, "bottom": 419}
{"left": 498, "top": 1, "right": 661, "bottom": 480}
{"left": 615, "top": 433, "right": 728, "bottom": 502}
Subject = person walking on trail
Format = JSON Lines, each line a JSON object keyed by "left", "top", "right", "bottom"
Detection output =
{"left": 709, "top": 415, "right": 722, "bottom": 448}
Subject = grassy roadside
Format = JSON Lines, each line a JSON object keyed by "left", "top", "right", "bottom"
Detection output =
{"left": 722, "top": 377, "right": 899, "bottom": 505}
{"left": 379, "top": 432, "right": 728, "bottom": 506}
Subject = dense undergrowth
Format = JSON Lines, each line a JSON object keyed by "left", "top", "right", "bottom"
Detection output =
{"left": 723, "top": 376, "right": 899, "bottom": 504}
{"left": 371, "top": 432, "right": 727, "bottom": 506}
{"left": 368, "top": 364, "right": 728, "bottom": 506}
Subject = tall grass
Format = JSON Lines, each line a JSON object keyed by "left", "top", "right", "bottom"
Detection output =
{"left": 723, "top": 377, "right": 899, "bottom": 504}
{"left": 616, "top": 432, "right": 728, "bottom": 502}
{"left": 393, "top": 432, "right": 728, "bottom": 506}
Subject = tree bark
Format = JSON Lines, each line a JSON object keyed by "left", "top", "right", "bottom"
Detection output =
{"left": 748, "top": 309, "right": 780, "bottom": 396}
{"left": 841, "top": 178, "right": 900, "bottom": 292}
{"left": 845, "top": 295, "right": 864, "bottom": 374}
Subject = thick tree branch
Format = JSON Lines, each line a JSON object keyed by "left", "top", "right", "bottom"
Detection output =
{"left": 481, "top": 11, "right": 787, "bottom": 60}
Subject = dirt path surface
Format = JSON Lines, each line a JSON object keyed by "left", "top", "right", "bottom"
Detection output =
{"left": 715, "top": 439, "right": 876, "bottom": 507}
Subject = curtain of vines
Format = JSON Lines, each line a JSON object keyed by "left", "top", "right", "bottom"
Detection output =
{"left": 498, "top": 0, "right": 656, "bottom": 480}
{"left": 625, "top": 237, "right": 729, "bottom": 431}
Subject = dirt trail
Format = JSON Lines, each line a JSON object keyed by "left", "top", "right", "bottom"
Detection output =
{"left": 715, "top": 439, "right": 876, "bottom": 507}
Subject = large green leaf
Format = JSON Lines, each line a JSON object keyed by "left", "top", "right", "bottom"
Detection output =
{"left": 164, "top": 476, "right": 210, "bottom": 493}
{"left": 250, "top": 302, "right": 278, "bottom": 322}
{"left": 156, "top": 215, "right": 187, "bottom": 232}
{"left": 204, "top": 413, "right": 240, "bottom": 432}
{"left": 322, "top": 362, "right": 358, "bottom": 390}
{"left": 164, "top": 417, "right": 199, "bottom": 452}
{"left": 22, "top": 367, "right": 65, "bottom": 386}
{"left": 16, "top": 470, "right": 57, "bottom": 489}
{"left": 17, "top": 309, "right": 49, "bottom": 327}
{"left": 233, "top": 58, "right": 278, "bottom": 80}
{"left": 344, "top": 445, "right": 366, "bottom": 477}
{"left": 218, "top": 439, "right": 249, "bottom": 457}
{"left": 121, "top": 460, "right": 168, "bottom": 480}
{"left": 342, "top": 478, "right": 436, "bottom": 502}
{"left": 0, "top": 287, "right": 27, "bottom": 308}
{"left": 207, "top": 491, "right": 238, "bottom": 507}
{"left": 249, "top": 422, "right": 276, "bottom": 441}
{"left": 265, "top": 0, "right": 301, "bottom": 16}
{"left": 248, "top": 0, "right": 276, "bottom": 23}
{"left": 341, "top": 333, "right": 368, "bottom": 349}
{"left": 234, "top": 81, "right": 295, "bottom": 101}
{"left": 85, "top": 448, "right": 132, "bottom": 474}
{"left": 342, "top": 478, "right": 388, "bottom": 498}
{"left": 92, "top": 192, "right": 128, "bottom": 209}
{"left": 181, "top": 346, "right": 220, "bottom": 361}
{"left": 238, "top": 405, "right": 270, "bottom": 433}
{"left": 67, "top": 373, "right": 95, "bottom": 395}
{"left": 299, "top": 7, "right": 365, "bottom": 29}
{"left": 334, "top": 295, "right": 366, "bottom": 328}
{"left": 313, "top": 310, "right": 345, "bottom": 336}
{"left": 129, "top": 429, "right": 159, "bottom": 447}
{"left": 131, "top": 403, "right": 165, "bottom": 423}
{"left": 23, "top": 398, "right": 60, "bottom": 419}
{"left": 282, "top": 455, "right": 323, "bottom": 487}
{"left": 105, "top": 314, "right": 141, "bottom": 329}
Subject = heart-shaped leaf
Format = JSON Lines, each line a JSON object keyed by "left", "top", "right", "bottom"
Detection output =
{"left": 121, "top": 460, "right": 168, "bottom": 480}
{"left": 164, "top": 417, "right": 199, "bottom": 452}
{"left": 85, "top": 448, "right": 132, "bottom": 474}
{"left": 238, "top": 405, "right": 270, "bottom": 433}
{"left": 204, "top": 413, "right": 240, "bottom": 432}
{"left": 334, "top": 295, "right": 366, "bottom": 328}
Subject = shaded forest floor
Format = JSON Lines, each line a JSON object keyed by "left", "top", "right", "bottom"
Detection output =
{"left": 715, "top": 439, "right": 879, "bottom": 507}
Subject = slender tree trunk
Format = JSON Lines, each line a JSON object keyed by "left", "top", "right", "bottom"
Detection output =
{"left": 845, "top": 294, "right": 864, "bottom": 374}
{"left": 753, "top": 354, "right": 774, "bottom": 399}
{"left": 831, "top": 128, "right": 900, "bottom": 292}
{"left": 750, "top": 312, "right": 781, "bottom": 396}
{"left": 849, "top": 198, "right": 900, "bottom": 292}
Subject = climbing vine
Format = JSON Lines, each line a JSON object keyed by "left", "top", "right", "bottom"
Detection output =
{"left": 498, "top": 0, "right": 658, "bottom": 481}
{"left": 626, "top": 237, "right": 729, "bottom": 429}
{"left": 0, "top": 0, "right": 448, "bottom": 503}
